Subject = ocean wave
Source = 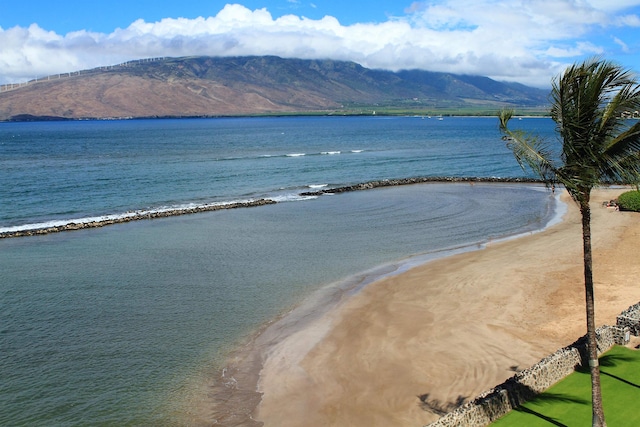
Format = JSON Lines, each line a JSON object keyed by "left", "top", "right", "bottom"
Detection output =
{"left": 220, "top": 150, "right": 364, "bottom": 162}
{"left": 269, "top": 194, "right": 318, "bottom": 203}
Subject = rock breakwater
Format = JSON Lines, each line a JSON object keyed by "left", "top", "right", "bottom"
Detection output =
{"left": 300, "top": 176, "right": 543, "bottom": 196}
{"left": 0, "top": 199, "right": 276, "bottom": 239}
{"left": 2, "top": 177, "right": 545, "bottom": 239}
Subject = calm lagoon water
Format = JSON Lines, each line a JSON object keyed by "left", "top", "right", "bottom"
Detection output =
{"left": 0, "top": 116, "right": 558, "bottom": 425}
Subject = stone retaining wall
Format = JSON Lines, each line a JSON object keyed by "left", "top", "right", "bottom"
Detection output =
{"left": 425, "top": 321, "right": 633, "bottom": 427}
{"left": 617, "top": 302, "right": 640, "bottom": 336}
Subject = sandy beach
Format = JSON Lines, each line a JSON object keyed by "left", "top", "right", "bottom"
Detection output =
{"left": 254, "top": 187, "right": 640, "bottom": 426}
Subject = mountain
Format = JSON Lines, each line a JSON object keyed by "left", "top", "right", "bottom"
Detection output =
{"left": 0, "top": 56, "right": 549, "bottom": 121}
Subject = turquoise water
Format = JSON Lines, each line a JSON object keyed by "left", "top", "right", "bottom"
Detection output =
{"left": 0, "top": 117, "right": 558, "bottom": 425}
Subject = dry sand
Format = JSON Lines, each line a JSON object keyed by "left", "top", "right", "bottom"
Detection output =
{"left": 255, "top": 188, "right": 640, "bottom": 426}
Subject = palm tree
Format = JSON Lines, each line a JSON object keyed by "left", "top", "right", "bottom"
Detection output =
{"left": 499, "top": 58, "right": 640, "bottom": 427}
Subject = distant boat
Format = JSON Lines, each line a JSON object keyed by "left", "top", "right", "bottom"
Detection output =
{"left": 438, "top": 115, "right": 444, "bottom": 121}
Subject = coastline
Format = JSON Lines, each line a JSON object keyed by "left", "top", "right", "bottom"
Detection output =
{"left": 246, "top": 187, "right": 640, "bottom": 426}
{"left": 186, "top": 182, "right": 554, "bottom": 426}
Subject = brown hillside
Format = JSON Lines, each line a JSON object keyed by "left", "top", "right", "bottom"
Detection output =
{"left": 0, "top": 73, "right": 338, "bottom": 120}
{"left": 0, "top": 56, "right": 549, "bottom": 121}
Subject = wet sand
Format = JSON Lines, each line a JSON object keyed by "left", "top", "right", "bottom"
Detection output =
{"left": 254, "top": 188, "right": 640, "bottom": 426}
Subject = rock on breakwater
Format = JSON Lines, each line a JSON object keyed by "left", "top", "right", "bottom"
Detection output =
{"left": 0, "top": 199, "right": 277, "bottom": 239}
{"left": 299, "top": 176, "right": 544, "bottom": 196}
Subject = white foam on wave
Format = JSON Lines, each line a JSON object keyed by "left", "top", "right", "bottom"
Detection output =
{"left": 321, "top": 151, "right": 341, "bottom": 155}
{"left": 286, "top": 153, "right": 305, "bottom": 157}
{"left": 351, "top": 150, "right": 364, "bottom": 153}
{"left": 308, "top": 184, "right": 328, "bottom": 189}
{"left": 0, "top": 213, "right": 138, "bottom": 233}
{"left": 543, "top": 190, "right": 567, "bottom": 229}
{"left": 269, "top": 194, "right": 318, "bottom": 203}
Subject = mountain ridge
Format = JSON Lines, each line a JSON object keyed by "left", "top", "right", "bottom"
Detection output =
{"left": 0, "top": 56, "right": 549, "bottom": 121}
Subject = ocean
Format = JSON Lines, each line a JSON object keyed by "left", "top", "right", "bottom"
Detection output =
{"left": 0, "top": 116, "right": 559, "bottom": 426}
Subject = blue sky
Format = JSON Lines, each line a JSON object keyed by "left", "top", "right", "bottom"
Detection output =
{"left": 0, "top": 1, "right": 408, "bottom": 32}
{"left": 1, "top": 1, "right": 640, "bottom": 87}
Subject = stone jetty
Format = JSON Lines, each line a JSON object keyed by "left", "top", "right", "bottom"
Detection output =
{"left": 0, "top": 199, "right": 276, "bottom": 238}
{"left": 2, "top": 177, "right": 545, "bottom": 239}
{"left": 300, "top": 176, "right": 543, "bottom": 196}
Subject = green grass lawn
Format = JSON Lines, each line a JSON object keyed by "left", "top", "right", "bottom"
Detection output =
{"left": 491, "top": 345, "right": 640, "bottom": 426}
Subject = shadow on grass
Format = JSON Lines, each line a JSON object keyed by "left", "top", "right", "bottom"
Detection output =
{"left": 573, "top": 351, "right": 635, "bottom": 375}
{"left": 512, "top": 406, "right": 567, "bottom": 427}
{"left": 511, "top": 391, "right": 589, "bottom": 427}
{"left": 583, "top": 352, "right": 640, "bottom": 389}
{"left": 599, "top": 352, "right": 636, "bottom": 368}
{"left": 523, "top": 391, "right": 590, "bottom": 406}
{"left": 600, "top": 371, "right": 640, "bottom": 389}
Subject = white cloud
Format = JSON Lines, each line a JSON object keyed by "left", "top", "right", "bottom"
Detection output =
{"left": 613, "top": 36, "right": 630, "bottom": 52}
{"left": 586, "top": 0, "right": 640, "bottom": 12}
{"left": 1, "top": 2, "right": 639, "bottom": 88}
{"left": 544, "top": 41, "right": 604, "bottom": 58}
{"left": 616, "top": 13, "right": 640, "bottom": 25}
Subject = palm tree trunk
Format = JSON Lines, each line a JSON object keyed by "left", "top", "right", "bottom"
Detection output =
{"left": 580, "top": 197, "right": 606, "bottom": 427}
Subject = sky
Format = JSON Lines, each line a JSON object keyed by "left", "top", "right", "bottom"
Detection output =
{"left": 1, "top": 0, "right": 640, "bottom": 88}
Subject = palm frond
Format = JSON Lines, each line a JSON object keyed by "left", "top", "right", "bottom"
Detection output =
{"left": 498, "top": 109, "right": 557, "bottom": 184}
{"left": 548, "top": 58, "right": 640, "bottom": 191}
{"left": 605, "top": 120, "right": 640, "bottom": 158}
{"left": 598, "top": 80, "right": 640, "bottom": 144}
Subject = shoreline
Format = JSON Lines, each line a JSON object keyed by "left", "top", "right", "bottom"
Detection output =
{"left": 189, "top": 184, "right": 555, "bottom": 425}
{"left": 228, "top": 187, "right": 639, "bottom": 427}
